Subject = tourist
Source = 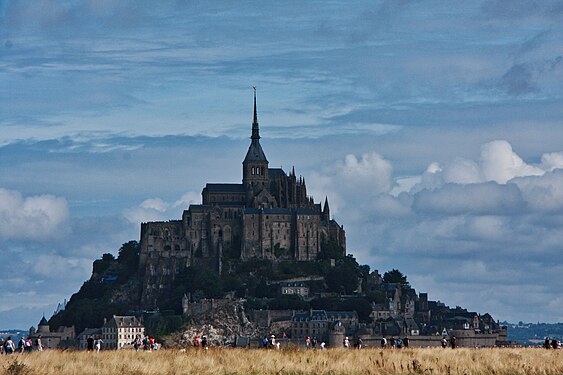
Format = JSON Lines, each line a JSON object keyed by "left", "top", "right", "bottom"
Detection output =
{"left": 311, "top": 336, "right": 317, "bottom": 349}
{"left": 143, "top": 335, "right": 151, "bottom": 351}
{"left": 380, "top": 336, "right": 387, "bottom": 348}
{"left": 262, "top": 336, "right": 268, "bottom": 349}
{"left": 25, "top": 337, "right": 33, "bottom": 353}
{"left": 403, "top": 336, "right": 409, "bottom": 348}
{"left": 36, "top": 335, "right": 44, "bottom": 352}
{"left": 0, "top": 337, "right": 4, "bottom": 354}
{"left": 389, "top": 336, "right": 396, "bottom": 349}
{"left": 356, "top": 337, "right": 363, "bottom": 349}
{"left": 132, "top": 334, "right": 142, "bottom": 351}
{"left": 343, "top": 336, "right": 350, "bottom": 348}
{"left": 87, "top": 335, "right": 94, "bottom": 352}
{"left": 201, "top": 335, "right": 208, "bottom": 350}
{"left": 149, "top": 336, "right": 155, "bottom": 351}
{"left": 94, "top": 336, "right": 103, "bottom": 352}
{"left": 320, "top": 341, "right": 326, "bottom": 350}
{"left": 18, "top": 337, "right": 26, "bottom": 353}
{"left": 305, "top": 336, "right": 311, "bottom": 349}
{"left": 194, "top": 336, "right": 200, "bottom": 348}
{"left": 4, "top": 336, "right": 15, "bottom": 355}
{"left": 450, "top": 336, "right": 457, "bottom": 349}
{"left": 551, "top": 338, "right": 559, "bottom": 349}
{"left": 270, "top": 335, "right": 280, "bottom": 351}
{"left": 441, "top": 337, "right": 448, "bottom": 348}
{"left": 544, "top": 337, "right": 551, "bottom": 349}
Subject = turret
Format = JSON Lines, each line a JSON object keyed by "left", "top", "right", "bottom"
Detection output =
{"left": 323, "top": 196, "right": 330, "bottom": 222}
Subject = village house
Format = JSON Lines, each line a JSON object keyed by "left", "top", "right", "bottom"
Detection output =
{"left": 279, "top": 281, "right": 309, "bottom": 298}
{"left": 101, "top": 315, "right": 145, "bottom": 350}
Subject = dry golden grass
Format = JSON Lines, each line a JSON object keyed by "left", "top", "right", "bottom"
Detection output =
{"left": 1, "top": 347, "right": 562, "bottom": 375}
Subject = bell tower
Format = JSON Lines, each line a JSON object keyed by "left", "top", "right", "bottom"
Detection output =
{"left": 242, "top": 87, "right": 269, "bottom": 189}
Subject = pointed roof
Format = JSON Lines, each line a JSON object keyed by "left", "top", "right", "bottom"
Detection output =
{"left": 39, "top": 316, "right": 48, "bottom": 326}
{"left": 323, "top": 196, "right": 329, "bottom": 212}
{"left": 244, "top": 87, "right": 268, "bottom": 163}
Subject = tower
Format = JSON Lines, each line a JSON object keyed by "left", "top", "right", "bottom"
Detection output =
{"left": 322, "top": 196, "right": 330, "bottom": 222}
{"left": 242, "top": 87, "right": 269, "bottom": 190}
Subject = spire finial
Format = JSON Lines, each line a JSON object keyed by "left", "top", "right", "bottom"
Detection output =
{"left": 251, "top": 86, "right": 260, "bottom": 140}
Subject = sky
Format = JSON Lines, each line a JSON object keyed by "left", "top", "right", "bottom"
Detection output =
{"left": 1, "top": 0, "right": 562, "bottom": 329}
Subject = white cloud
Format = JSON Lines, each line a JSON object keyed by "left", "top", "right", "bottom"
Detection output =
{"left": 309, "top": 151, "right": 394, "bottom": 216}
{"left": 480, "top": 140, "right": 544, "bottom": 183}
{"left": 0, "top": 188, "right": 69, "bottom": 241}
{"left": 540, "top": 151, "right": 563, "bottom": 171}
{"left": 123, "top": 192, "right": 199, "bottom": 224}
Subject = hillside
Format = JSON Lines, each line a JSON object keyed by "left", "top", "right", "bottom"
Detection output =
{"left": 48, "top": 239, "right": 506, "bottom": 347}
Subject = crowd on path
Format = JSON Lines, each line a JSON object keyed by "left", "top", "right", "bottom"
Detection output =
{"left": 0, "top": 336, "right": 43, "bottom": 354}
{"left": 2, "top": 332, "right": 560, "bottom": 352}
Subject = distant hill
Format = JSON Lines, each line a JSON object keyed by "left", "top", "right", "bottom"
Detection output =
{"left": 504, "top": 322, "right": 563, "bottom": 345}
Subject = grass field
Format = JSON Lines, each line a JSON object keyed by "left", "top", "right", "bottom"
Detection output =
{"left": 1, "top": 347, "right": 562, "bottom": 375}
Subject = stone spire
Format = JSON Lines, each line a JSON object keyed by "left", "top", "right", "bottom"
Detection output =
{"left": 323, "top": 196, "right": 330, "bottom": 222}
{"left": 252, "top": 86, "right": 260, "bottom": 141}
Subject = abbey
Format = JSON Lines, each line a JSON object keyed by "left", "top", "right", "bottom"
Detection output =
{"left": 139, "top": 91, "right": 346, "bottom": 306}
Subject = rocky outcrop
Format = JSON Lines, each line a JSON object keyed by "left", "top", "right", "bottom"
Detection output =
{"left": 165, "top": 300, "right": 261, "bottom": 347}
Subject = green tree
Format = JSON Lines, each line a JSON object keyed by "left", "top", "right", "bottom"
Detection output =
{"left": 318, "top": 240, "right": 345, "bottom": 260}
{"left": 325, "top": 255, "right": 360, "bottom": 294}
{"left": 383, "top": 269, "right": 409, "bottom": 286}
{"left": 117, "top": 241, "right": 140, "bottom": 274}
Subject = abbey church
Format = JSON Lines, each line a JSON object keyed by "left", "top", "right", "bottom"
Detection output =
{"left": 139, "top": 91, "right": 346, "bottom": 306}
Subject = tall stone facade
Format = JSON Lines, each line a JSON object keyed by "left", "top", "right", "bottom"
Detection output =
{"left": 139, "top": 91, "right": 346, "bottom": 307}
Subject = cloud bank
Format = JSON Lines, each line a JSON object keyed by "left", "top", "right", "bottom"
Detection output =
{"left": 0, "top": 188, "right": 69, "bottom": 240}
{"left": 311, "top": 140, "right": 563, "bottom": 323}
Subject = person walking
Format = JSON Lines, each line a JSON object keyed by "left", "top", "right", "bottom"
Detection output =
{"left": 343, "top": 336, "right": 350, "bottom": 348}
{"left": 4, "top": 337, "right": 15, "bottom": 355}
{"left": 450, "top": 336, "right": 457, "bottom": 349}
{"left": 36, "top": 335, "right": 44, "bottom": 352}
{"left": 441, "top": 336, "right": 448, "bottom": 348}
{"left": 403, "top": 336, "right": 409, "bottom": 348}
{"left": 132, "top": 334, "right": 142, "bottom": 351}
{"left": 94, "top": 336, "right": 103, "bottom": 353}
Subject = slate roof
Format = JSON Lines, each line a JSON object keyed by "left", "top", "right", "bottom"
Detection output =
{"left": 268, "top": 168, "right": 286, "bottom": 177}
{"left": 204, "top": 183, "right": 245, "bottom": 193}
{"left": 243, "top": 140, "right": 268, "bottom": 163}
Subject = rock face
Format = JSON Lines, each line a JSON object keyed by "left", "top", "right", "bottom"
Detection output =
{"left": 165, "top": 300, "right": 261, "bottom": 348}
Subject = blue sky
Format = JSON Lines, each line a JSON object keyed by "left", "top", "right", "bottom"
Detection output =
{"left": 1, "top": 0, "right": 562, "bottom": 329}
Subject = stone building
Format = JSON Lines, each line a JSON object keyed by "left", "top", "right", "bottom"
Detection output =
{"left": 279, "top": 282, "right": 309, "bottom": 298}
{"left": 28, "top": 316, "right": 75, "bottom": 349}
{"left": 139, "top": 90, "right": 346, "bottom": 307}
{"left": 290, "top": 309, "right": 358, "bottom": 342}
{"left": 101, "top": 315, "right": 145, "bottom": 350}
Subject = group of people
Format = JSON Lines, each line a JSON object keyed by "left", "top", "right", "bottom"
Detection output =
{"left": 380, "top": 336, "right": 410, "bottom": 349}
{"left": 192, "top": 335, "right": 208, "bottom": 349}
{"left": 86, "top": 334, "right": 159, "bottom": 352}
{"left": 544, "top": 337, "right": 560, "bottom": 349}
{"left": 132, "top": 334, "right": 160, "bottom": 351}
{"left": 0, "top": 336, "right": 43, "bottom": 354}
{"left": 85, "top": 336, "right": 104, "bottom": 352}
